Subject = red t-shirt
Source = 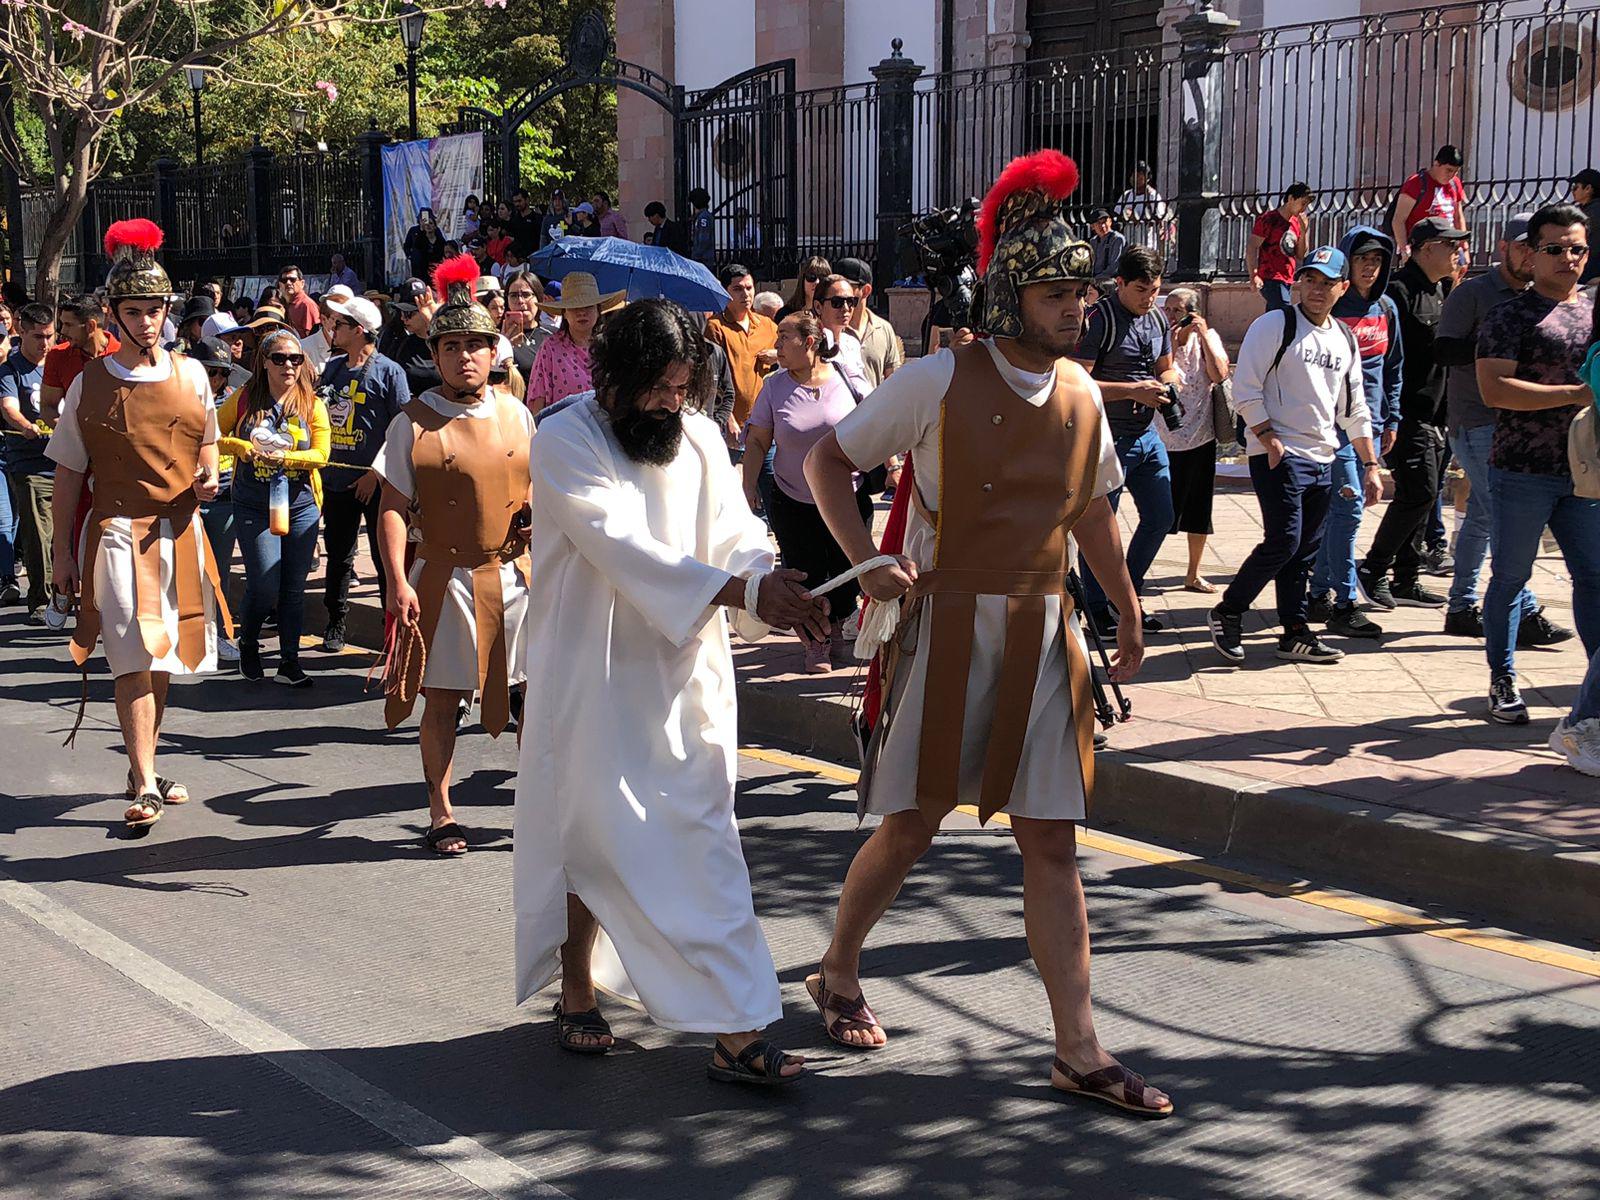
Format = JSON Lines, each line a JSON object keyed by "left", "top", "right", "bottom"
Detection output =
{"left": 283, "top": 293, "right": 320, "bottom": 338}
{"left": 1399, "top": 171, "right": 1467, "bottom": 233}
{"left": 1250, "top": 210, "right": 1303, "bottom": 283}
{"left": 42, "top": 334, "right": 121, "bottom": 391}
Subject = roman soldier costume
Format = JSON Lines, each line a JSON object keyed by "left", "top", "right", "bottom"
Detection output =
{"left": 380, "top": 254, "right": 533, "bottom": 736}
{"left": 843, "top": 150, "right": 1116, "bottom": 827}
{"left": 53, "top": 219, "right": 232, "bottom": 741}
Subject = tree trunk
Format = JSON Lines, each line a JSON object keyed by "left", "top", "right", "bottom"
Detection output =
{"left": 33, "top": 177, "right": 89, "bottom": 303}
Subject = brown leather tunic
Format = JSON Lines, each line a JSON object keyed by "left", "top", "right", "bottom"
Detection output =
{"left": 70, "top": 355, "right": 231, "bottom": 673}
{"left": 385, "top": 392, "right": 531, "bottom": 737}
{"left": 873, "top": 341, "right": 1100, "bottom": 826}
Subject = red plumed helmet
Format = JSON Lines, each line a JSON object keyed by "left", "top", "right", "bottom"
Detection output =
{"left": 975, "top": 149, "right": 1079, "bottom": 275}
{"left": 432, "top": 253, "right": 481, "bottom": 293}
{"left": 103, "top": 218, "right": 165, "bottom": 259}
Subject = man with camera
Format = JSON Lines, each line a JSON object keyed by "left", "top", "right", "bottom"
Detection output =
{"left": 1208, "top": 247, "right": 1383, "bottom": 665}
{"left": 1074, "top": 245, "right": 1183, "bottom": 635}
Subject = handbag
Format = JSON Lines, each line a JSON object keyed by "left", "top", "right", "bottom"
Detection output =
{"left": 1570, "top": 403, "right": 1600, "bottom": 500}
{"left": 1210, "top": 377, "right": 1236, "bottom": 449}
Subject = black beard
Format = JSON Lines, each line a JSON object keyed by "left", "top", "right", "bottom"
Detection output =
{"left": 611, "top": 406, "right": 684, "bottom": 466}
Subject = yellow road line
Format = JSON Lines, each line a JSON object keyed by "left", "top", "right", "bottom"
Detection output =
{"left": 737, "top": 747, "right": 1600, "bottom": 980}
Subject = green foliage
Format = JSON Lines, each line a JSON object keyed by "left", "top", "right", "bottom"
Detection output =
{"left": 86, "top": 0, "right": 619, "bottom": 201}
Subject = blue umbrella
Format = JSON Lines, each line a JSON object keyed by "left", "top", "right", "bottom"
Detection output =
{"left": 529, "top": 236, "right": 729, "bottom": 313}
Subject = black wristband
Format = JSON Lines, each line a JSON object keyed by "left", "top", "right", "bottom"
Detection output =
{"left": 1359, "top": 460, "right": 1380, "bottom": 470}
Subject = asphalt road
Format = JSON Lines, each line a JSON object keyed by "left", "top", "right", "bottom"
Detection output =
{"left": 1, "top": 614, "right": 1597, "bottom": 1200}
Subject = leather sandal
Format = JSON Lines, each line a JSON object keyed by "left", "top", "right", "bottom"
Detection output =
{"left": 1051, "top": 1057, "right": 1173, "bottom": 1119}
{"left": 805, "top": 969, "right": 884, "bottom": 1050}
{"left": 707, "top": 1039, "right": 802, "bottom": 1087}
{"left": 424, "top": 822, "right": 468, "bottom": 855}
{"left": 552, "top": 1000, "right": 613, "bottom": 1055}
{"left": 125, "top": 770, "right": 189, "bottom": 805}
{"left": 124, "top": 791, "right": 164, "bottom": 830}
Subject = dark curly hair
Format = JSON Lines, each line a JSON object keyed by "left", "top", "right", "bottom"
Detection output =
{"left": 590, "top": 298, "right": 713, "bottom": 415}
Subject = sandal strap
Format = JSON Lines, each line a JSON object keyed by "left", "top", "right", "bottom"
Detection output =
{"left": 734, "top": 1039, "right": 788, "bottom": 1077}
{"left": 128, "top": 791, "right": 164, "bottom": 816}
{"left": 553, "top": 1003, "right": 611, "bottom": 1036}
{"left": 1053, "top": 1058, "right": 1150, "bottom": 1106}
{"left": 814, "top": 971, "right": 879, "bottom": 1030}
{"left": 425, "top": 822, "right": 466, "bottom": 847}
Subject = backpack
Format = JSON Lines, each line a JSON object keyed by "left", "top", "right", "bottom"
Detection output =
{"left": 1087, "top": 294, "right": 1170, "bottom": 376}
{"left": 1382, "top": 168, "right": 1430, "bottom": 239}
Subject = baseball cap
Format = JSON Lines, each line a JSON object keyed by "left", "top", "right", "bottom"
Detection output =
{"left": 188, "top": 337, "right": 253, "bottom": 390}
{"left": 1571, "top": 168, "right": 1600, "bottom": 191}
{"left": 322, "top": 284, "right": 356, "bottom": 305}
{"left": 833, "top": 257, "right": 873, "bottom": 287}
{"left": 391, "top": 300, "right": 420, "bottom": 318}
{"left": 326, "top": 295, "right": 382, "bottom": 335}
{"left": 399, "top": 278, "right": 430, "bottom": 304}
{"left": 574, "top": 202, "right": 596, "bottom": 216}
{"left": 1088, "top": 207, "right": 1111, "bottom": 222}
{"left": 1502, "top": 212, "right": 1535, "bottom": 245}
{"left": 201, "top": 312, "right": 243, "bottom": 340}
{"left": 1408, "top": 217, "right": 1470, "bottom": 248}
{"left": 1295, "top": 245, "right": 1348, "bottom": 281}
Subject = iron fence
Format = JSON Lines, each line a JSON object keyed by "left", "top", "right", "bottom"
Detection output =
{"left": 267, "top": 150, "right": 369, "bottom": 268}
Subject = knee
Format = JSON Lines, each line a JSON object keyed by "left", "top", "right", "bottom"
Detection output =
{"left": 877, "top": 811, "right": 936, "bottom": 862}
{"left": 1014, "top": 820, "right": 1077, "bottom": 872}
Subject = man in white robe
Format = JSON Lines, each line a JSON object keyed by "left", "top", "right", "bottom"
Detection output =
{"left": 514, "top": 299, "right": 825, "bottom": 1086}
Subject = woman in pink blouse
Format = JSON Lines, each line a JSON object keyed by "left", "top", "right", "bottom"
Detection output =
{"left": 524, "top": 272, "right": 625, "bottom": 412}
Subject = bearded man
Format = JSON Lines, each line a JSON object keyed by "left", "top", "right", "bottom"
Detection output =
{"left": 801, "top": 151, "right": 1173, "bottom": 1117}
{"left": 513, "top": 298, "right": 826, "bottom": 1088}
{"left": 374, "top": 255, "right": 533, "bottom": 856}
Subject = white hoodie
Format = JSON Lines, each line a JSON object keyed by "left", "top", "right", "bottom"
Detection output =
{"left": 1231, "top": 306, "right": 1373, "bottom": 464}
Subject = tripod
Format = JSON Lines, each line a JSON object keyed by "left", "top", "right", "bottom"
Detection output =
{"left": 1066, "top": 568, "right": 1132, "bottom": 729}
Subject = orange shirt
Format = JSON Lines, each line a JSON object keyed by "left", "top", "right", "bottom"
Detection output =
{"left": 704, "top": 308, "right": 777, "bottom": 425}
{"left": 43, "top": 334, "right": 121, "bottom": 391}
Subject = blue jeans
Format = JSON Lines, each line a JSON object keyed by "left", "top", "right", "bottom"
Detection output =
{"left": 1448, "top": 425, "right": 1536, "bottom": 619}
{"left": 1220, "top": 453, "right": 1333, "bottom": 630}
{"left": 235, "top": 496, "right": 321, "bottom": 660}
{"left": 0, "top": 471, "right": 16, "bottom": 582}
{"left": 1574, "top": 644, "right": 1600, "bottom": 724}
{"left": 1084, "top": 427, "right": 1173, "bottom": 613}
{"left": 1310, "top": 442, "right": 1362, "bottom": 605}
{"left": 1483, "top": 467, "right": 1600, "bottom": 679}
{"left": 201, "top": 490, "right": 237, "bottom": 583}
{"left": 1261, "top": 279, "right": 1292, "bottom": 313}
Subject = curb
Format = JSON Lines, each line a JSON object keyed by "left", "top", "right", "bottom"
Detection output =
{"left": 733, "top": 678, "right": 1600, "bottom": 943}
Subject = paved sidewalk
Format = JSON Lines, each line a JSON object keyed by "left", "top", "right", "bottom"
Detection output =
{"left": 730, "top": 477, "right": 1600, "bottom": 941}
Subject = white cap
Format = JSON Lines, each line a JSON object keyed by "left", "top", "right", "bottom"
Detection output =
{"left": 326, "top": 295, "right": 383, "bottom": 336}
{"left": 323, "top": 284, "right": 356, "bottom": 303}
{"left": 202, "top": 312, "right": 243, "bottom": 339}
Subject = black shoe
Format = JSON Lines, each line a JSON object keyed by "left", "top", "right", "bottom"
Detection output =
{"left": 1389, "top": 580, "right": 1446, "bottom": 608}
{"left": 1488, "top": 673, "right": 1528, "bottom": 725}
{"left": 1276, "top": 627, "right": 1345, "bottom": 663}
{"left": 25, "top": 607, "right": 45, "bottom": 626}
{"left": 1208, "top": 606, "right": 1244, "bottom": 664}
{"left": 239, "top": 639, "right": 263, "bottom": 681}
{"left": 1422, "top": 544, "right": 1454, "bottom": 577}
{"left": 322, "top": 619, "right": 347, "bottom": 653}
{"left": 0, "top": 579, "right": 19, "bottom": 606}
{"left": 1305, "top": 592, "right": 1336, "bottom": 625}
{"left": 274, "top": 661, "right": 312, "bottom": 688}
{"left": 1355, "top": 566, "right": 1396, "bottom": 610}
{"left": 1093, "top": 731, "right": 1108, "bottom": 750}
{"left": 1088, "top": 607, "right": 1119, "bottom": 639}
{"left": 456, "top": 697, "right": 472, "bottom": 731}
{"left": 509, "top": 687, "right": 525, "bottom": 731}
{"left": 1517, "top": 607, "right": 1576, "bottom": 649}
{"left": 1141, "top": 612, "right": 1168, "bottom": 634}
{"left": 1327, "top": 604, "right": 1383, "bottom": 639}
{"left": 1444, "top": 605, "right": 1484, "bottom": 638}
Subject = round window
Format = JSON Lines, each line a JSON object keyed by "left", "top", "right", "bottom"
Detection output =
{"left": 1508, "top": 21, "right": 1597, "bottom": 112}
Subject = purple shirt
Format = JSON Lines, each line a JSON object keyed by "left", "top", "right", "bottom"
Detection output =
{"left": 748, "top": 367, "right": 858, "bottom": 504}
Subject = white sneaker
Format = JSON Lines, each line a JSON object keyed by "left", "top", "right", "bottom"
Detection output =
{"left": 43, "top": 591, "right": 72, "bottom": 630}
{"left": 218, "top": 637, "right": 241, "bottom": 662}
{"left": 840, "top": 608, "right": 862, "bottom": 641}
{"left": 1549, "top": 717, "right": 1600, "bottom": 778}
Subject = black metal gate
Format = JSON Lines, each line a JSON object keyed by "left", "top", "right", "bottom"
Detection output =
{"left": 675, "top": 61, "right": 798, "bottom": 280}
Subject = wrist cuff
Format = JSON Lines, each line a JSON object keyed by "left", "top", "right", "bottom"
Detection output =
{"left": 744, "top": 572, "right": 765, "bottom": 622}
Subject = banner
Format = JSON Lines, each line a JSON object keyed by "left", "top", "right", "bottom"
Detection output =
{"left": 381, "top": 131, "right": 484, "bottom": 286}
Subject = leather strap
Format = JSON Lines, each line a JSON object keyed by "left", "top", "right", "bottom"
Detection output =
{"left": 977, "top": 594, "right": 1047, "bottom": 822}
{"left": 914, "top": 590, "right": 976, "bottom": 828}
{"left": 384, "top": 558, "right": 454, "bottom": 730}
{"left": 470, "top": 560, "right": 511, "bottom": 737}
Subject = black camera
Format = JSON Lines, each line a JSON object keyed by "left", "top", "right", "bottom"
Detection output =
{"left": 898, "top": 200, "right": 981, "bottom": 333}
{"left": 1160, "top": 382, "right": 1185, "bottom": 432}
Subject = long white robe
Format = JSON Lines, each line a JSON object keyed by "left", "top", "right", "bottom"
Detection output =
{"left": 513, "top": 397, "right": 781, "bottom": 1033}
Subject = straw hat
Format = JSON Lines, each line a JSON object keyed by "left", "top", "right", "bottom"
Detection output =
{"left": 538, "top": 271, "right": 625, "bottom": 313}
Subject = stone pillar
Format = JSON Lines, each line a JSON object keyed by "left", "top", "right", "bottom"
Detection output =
{"left": 872, "top": 40, "right": 924, "bottom": 307}
{"left": 1173, "top": 2, "right": 1239, "bottom": 281}
{"left": 986, "top": 0, "right": 1031, "bottom": 67}
{"left": 757, "top": 0, "right": 843, "bottom": 88}
{"left": 616, "top": 2, "right": 675, "bottom": 234}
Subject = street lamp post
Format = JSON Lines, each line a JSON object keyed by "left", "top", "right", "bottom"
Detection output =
{"left": 184, "top": 63, "right": 206, "bottom": 164}
{"left": 399, "top": 3, "right": 426, "bottom": 141}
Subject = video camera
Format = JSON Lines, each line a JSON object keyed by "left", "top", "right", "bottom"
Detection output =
{"left": 897, "top": 199, "right": 981, "bottom": 333}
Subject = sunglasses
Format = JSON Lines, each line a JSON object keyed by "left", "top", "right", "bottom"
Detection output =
{"left": 267, "top": 352, "right": 305, "bottom": 367}
{"left": 1536, "top": 243, "right": 1589, "bottom": 259}
{"left": 331, "top": 316, "right": 361, "bottom": 330}
{"left": 822, "top": 295, "right": 860, "bottom": 309}
{"left": 804, "top": 274, "right": 824, "bottom": 284}
{"left": 278, "top": 275, "right": 301, "bottom": 283}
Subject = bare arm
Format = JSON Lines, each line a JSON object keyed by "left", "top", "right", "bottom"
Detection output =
{"left": 741, "top": 424, "right": 772, "bottom": 511}
{"left": 1074, "top": 496, "right": 1143, "bottom": 682}
{"left": 1244, "top": 233, "right": 1264, "bottom": 283}
{"left": 1155, "top": 352, "right": 1181, "bottom": 390}
{"left": 1478, "top": 358, "right": 1590, "bottom": 411}
{"left": 1197, "top": 329, "right": 1230, "bottom": 384}
{"left": 804, "top": 429, "right": 917, "bottom": 601}
{"left": 1391, "top": 195, "right": 1416, "bottom": 254}
{"left": 1, "top": 395, "right": 40, "bottom": 435}
{"left": 378, "top": 483, "right": 417, "bottom": 624}
{"left": 51, "top": 465, "right": 86, "bottom": 596}
{"left": 40, "top": 384, "right": 64, "bottom": 425}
